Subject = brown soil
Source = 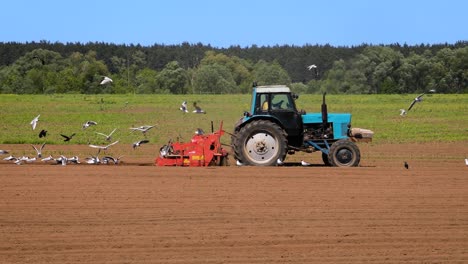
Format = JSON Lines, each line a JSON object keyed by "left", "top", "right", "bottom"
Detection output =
{"left": 1, "top": 142, "right": 467, "bottom": 263}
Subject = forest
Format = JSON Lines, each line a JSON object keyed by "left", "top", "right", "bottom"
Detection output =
{"left": 0, "top": 41, "right": 466, "bottom": 94}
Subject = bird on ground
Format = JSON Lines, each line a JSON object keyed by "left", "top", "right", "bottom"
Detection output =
{"left": 195, "top": 128, "right": 205, "bottom": 135}
{"left": 31, "top": 142, "right": 46, "bottom": 158}
{"left": 407, "top": 93, "right": 425, "bottom": 111}
{"left": 61, "top": 133, "right": 76, "bottom": 142}
{"left": 82, "top": 121, "right": 98, "bottom": 130}
{"left": 58, "top": 155, "right": 68, "bottom": 166}
{"left": 102, "top": 155, "right": 123, "bottom": 165}
{"left": 276, "top": 158, "right": 284, "bottom": 166}
{"left": 0, "top": 150, "right": 9, "bottom": 154}
{"left": 129, "top": 125, "right": 156, "bottom": 135}
{"left": 301, "top": 160, "right": 311, "bottom": 166}
{"left": 85, "top": 155, "right": 101, "bottom": 164}
{"left": 179, "top": 101, "right": 189, "bottom": 113}
{"left": 192, "top": 102, "right": 206, "bottom": 114}
{"left": 100, "top": 76, "right": 113, "bottom": 85}
{"left": 465, "top": 159, "right": 468, "bottom": 166}
{"left": 236, "top": 159, "right": 244, "bottom": 166}
{"left": 399, "top": 109, "right": 407, "bottom": 116}
{"left": 3, "top": 155, "right": 17, "bottom": 161}
{"left": 30, "top": 114, "right": 40, "bottom": 130}
{"left": 41, "top": 155, "right": 55, "bottom": 162}
{"left": 132, "top": 139, "right": 149, "bottom": 149}
{"left": 39, "top": 129, "right": 47, "bottom": 138}
{"left": 404, "top": 161, "right": 409, "bottom": 169}
{"left": 68, "top": 156, "right": 80, "bottom": 164}
{"left": 89, "top": 140, "right": 119, "bottom": 151}
{"left": 95, "top": 128, "right": 117, "bottom": 141}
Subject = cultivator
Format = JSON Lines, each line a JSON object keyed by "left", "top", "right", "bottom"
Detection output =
{"left": 155, "top": 122, "right": 229, "bottom": 167}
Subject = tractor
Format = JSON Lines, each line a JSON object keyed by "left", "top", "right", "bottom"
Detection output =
{"left": 231, "top": 84, "right": 373, "bottom": 167}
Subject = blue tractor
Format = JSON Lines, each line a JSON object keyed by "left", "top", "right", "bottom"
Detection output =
{"left": 231, "top": 85, "right": 373, "bottom": 167}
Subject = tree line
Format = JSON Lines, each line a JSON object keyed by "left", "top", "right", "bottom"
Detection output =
{"left": 0, "top": 41, "right": 466, "bottom": 94}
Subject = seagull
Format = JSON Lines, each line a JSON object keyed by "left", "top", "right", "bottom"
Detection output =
{"left": 85, "top": 155, "right": 101, "bottom": 164}
{"left": 82, "top": 121, "right": 98, "bottom": 130}
{"left": 407, "top": 93, "right": 425, "bottom": 111}
{"left": 307, "top": 64, "right": 317, "bottom": 70}
{"left": 31, "top": 142, "right": 46, "bottom": 158}
{"left": 276, "top": 158, "right": 284, "bottom": 166}
{"left": 39, "top": 129, "right": 47, "bottom": 138}
{"left": 195, "top": 128, "right": 205, "bottom": 135}
{"left": 301, "top": 160, "right": 311, "bottom": 166}
{"left": 102, "top": 155, "right": 123, "bottom": 165}
{"left": 30, "top": 114, "right": 40, "bottom": 130}
{"left": 89, "top": 140, "right": 119, "bottom": 151}
{"left": 95, "top": 128, "right": 117, "bottom": 141}
{"left": 404, "top": 161, "right": 409, "bottom": 169}
{"left": 0, "top": 150, "right": 9, "bottom": 154}
{"left": 68, "top": 156, "right": 80, "bottom": 164}
{"left": 3, "top": 155, "right": 17, "bottom": 161}
{"left": 129, "top": 125, "right": 156, "bottom": 135}
{"left": 41, "top": 155, "right": 55, "bottom": 162}
{"left": 464, "top": 159, "right": 468, "bottom": 166}
{"left": 61, "top": 133, "right": 76, "bottom": 142}
{"left": 58, "top": 155, "right": 68, "bottom": 166}
{"left": 236, "top": 159, "right": 244, "bottom": 166}
{"left": 179, "top": 101, "right": 189, "bottom": 113}
{"left": 192, "top": 102, "right": 206, "bottom": 114}
{"left": 399, "top": 109, "right": 407, "bottom": 116}
{"left": 100, "top": 76, "right": 113, "bottom": 85}
{"left": 132, "top": 139, "right": 149, "bottom": 149}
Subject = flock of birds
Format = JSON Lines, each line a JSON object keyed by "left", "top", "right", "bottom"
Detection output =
{"left": 1, "top": 113, "right": 155, "bottom": 166}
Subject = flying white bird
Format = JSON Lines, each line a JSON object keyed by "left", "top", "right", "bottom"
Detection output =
{"left": 89, "top": 140, "right": 119, "bottom": 151}
{"left": 82, "top": 120, "right": 98, "bottom": 130}
{"left": 408, "top": 93, "right": 425, "bottom": 111}
{"left": 31, "top": 142, "right": 46, "bottom": 158}
{"left": 307, "top": 64, "right": 317, "bottom": 70}
{"left": 100, "top": 76, "right": 113, "bottom": 85}
{"left": 399, "top": 109, "right": 407, "bottom": 116}
{"left": 301, "top": 160, "right": 311, "bottom": 166}
{"left": 179, "top": 101, "right": 189, "bottom": 113}
{"left": 129, "top": 125, "right": 156, "bottom": 135}
{"left": 95, "top": 128, "right": 117, "bottom": 141}
{"left": 30, "top": 114, "right": 40, "bottom": 130}
{"left": 132, "top": 139, "right": 150, "bottom": 149}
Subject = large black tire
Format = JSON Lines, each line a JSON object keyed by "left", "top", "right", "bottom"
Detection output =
{"left": 232, "top": 120, "right": 287, "bottom": 166}
{"left": 327, "top": 139, "right": 360, "bottom": 167}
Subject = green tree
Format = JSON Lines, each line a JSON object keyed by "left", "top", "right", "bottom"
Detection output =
{"left": 253, "top": 60, "right": 291, "bottom": 86}
{"left": 192, "top": 64, "right": 236, "bottom": 94}
{"left": 156, "top": 61, "right": 188, "bottom": 94}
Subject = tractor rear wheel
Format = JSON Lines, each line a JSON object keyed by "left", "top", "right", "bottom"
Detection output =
{"left": 232, "top": 120, "right": 287, "bottom": 166}
{"left": 327, "top": 139, "right": 360, "bottom": 167}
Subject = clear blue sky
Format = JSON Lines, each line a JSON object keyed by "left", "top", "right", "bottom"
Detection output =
{"left": 1, "top": 0, "right": 466, "bottom": 48}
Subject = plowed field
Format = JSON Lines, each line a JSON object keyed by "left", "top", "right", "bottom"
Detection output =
{"left": 1, "top": 142, "right": 467, "bottom": 263}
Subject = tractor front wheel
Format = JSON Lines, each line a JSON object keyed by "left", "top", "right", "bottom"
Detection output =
{"left": 327, "top": 139, "right": 360, "bottom": 167}
{"left": 232, "top": 120, "right": 287, "bottom": 166}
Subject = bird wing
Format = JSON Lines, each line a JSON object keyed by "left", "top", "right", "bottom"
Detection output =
{"left": 31, "top": 144, "right": 39, "bottom": 154}
{"left": 108, "top": 128, "right": 117, "bottom": 136}
{"left": 416, "top": 92, "right": 425, "bottom": 99}
{"left": 89, "top": 144, "right": 105, "bottom": 149}
{"left": 106, "top": 141, "right": 119, "bottom": 148}
{"left": 407, "top": 100, "right": 417, "bottom": 111}
{"left": 95, "top": 132, "right": 108, "bottom": 137}
{"left": 140, "top": 139, "right": 150, "bottom": 144}
{"left": 60, "top": 134, "right": 70, "bottom": 140}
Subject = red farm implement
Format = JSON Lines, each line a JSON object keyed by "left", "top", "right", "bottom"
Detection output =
{"left": 155, "top": 122, "right": 229, "bottom": 167}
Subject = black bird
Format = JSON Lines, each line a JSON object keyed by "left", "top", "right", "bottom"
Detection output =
{"left": 404, "top": 161, "right": 409, "bottom": 169}
{"left": 61, "top": 133, "right": 76, "bottom": 142}
{"left": 39, "top": 129, "right": 47, "bottom": 138}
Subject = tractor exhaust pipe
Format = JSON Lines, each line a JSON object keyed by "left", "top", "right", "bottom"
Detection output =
{"left": 321, "top": 92, "right": 328, "bottom": 127}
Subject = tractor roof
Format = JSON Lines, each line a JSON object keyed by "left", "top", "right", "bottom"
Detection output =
{"left": 255, "top": 85, "right": 291, "bottom": 93}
